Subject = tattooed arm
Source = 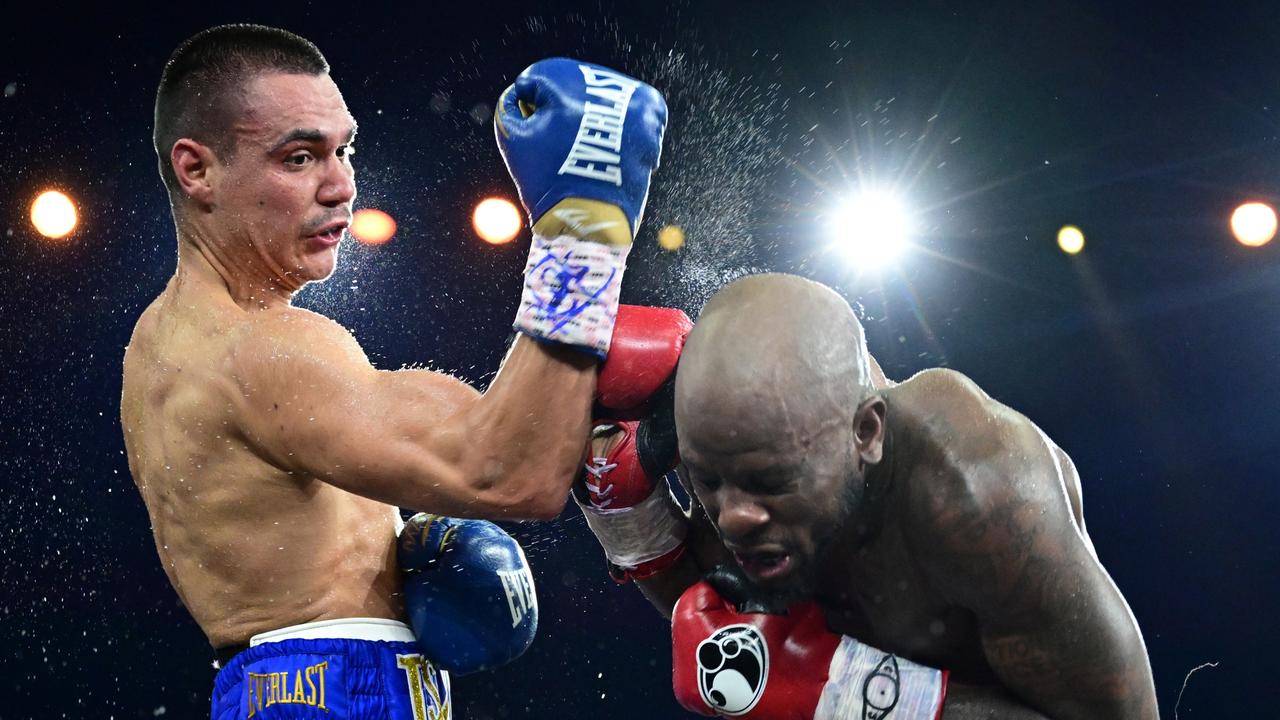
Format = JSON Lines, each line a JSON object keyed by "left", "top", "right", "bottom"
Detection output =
{"left": 908, "top": 372, "right": 1158, "bottom": 720}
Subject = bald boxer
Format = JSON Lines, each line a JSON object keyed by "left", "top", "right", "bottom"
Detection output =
{"left": 579, "top": 274, "right": 1157, "bottom": 719}
{"left": 121, "top": 24, "right": 671, "bottom": 719}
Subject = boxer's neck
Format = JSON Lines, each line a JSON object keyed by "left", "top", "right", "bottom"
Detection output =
{"left": 174, "top": 224, "right": 299, "bottom": 311}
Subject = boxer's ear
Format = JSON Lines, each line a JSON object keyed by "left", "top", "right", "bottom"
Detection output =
{"left": 852, "top": 396, "right": 886, "bottom": 466}
{"left": 171, "top": 138, "right": 218, "bottom": 211}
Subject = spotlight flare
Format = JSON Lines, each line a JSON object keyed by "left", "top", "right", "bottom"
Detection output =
{"left": 1057, "top": 225, "right": 1085, "bottom": 255}
{"left": 474, "top": 198, "right": 522, "bottom": 245}
{"left": 657, "top": 225, "right": 685, "bottom": 251}
{"left": 351, "top": 208, "right": 397, "bottom": 245}
{"left": 1231, "top": 202, "right": 1276, "bottom": 247}
{"left": 830, "top": 192, "right": 910, "bottom": 269}
{"left": 31, "top": 190, "right": 77, "bottom": 239}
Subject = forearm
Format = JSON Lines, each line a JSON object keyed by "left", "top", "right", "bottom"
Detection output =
{"left": 406, "top": 335, "right": 595, "bottom": 519}
{"left": 635, "top": 553, "right": 702, "bottom": 618}
{"left": 943, "top": 684, "right": 1052, "bottom": 720}
{"left": 635, "top": 510, "right": 728, "bottom": 618}
{"left": 485, "top": 337, "right": 597, "bottom": 511}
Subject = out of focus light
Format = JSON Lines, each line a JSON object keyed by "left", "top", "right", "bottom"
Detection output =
{"left": 31, "top": 190, "right": 77, "bottom": 239}
{"left": 1057, "top": 225, "right": 1085, "bottom": 255}
{"left": 473, "top": 197, "right": 522, "bottom": 245}
{"left": 657, "top": 224, "right": 685, "bottom": 251}
{"left": 829, "top": 191, "right": 910, "bottom": 269}
{"left": 351, "top": 208, "right": 396, "bottom": 245}
{"left": 1230, "top": 202, "right": 1276, "bottom": 247}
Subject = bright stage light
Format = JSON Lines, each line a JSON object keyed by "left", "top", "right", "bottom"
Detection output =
{"left": 351, "top": 208, "right": 397, "bottom": 245}
{"left": 1231, "top": 202, "right": 1276, "bottom": 247}
{"left": 31, "top": 190, "right": 77, "bottom": 239}
{"left": 473, "top": 197, "right": 522, "bottom": 245}
{"left": 657, "top": 224, "right": 685, "bottom": 251}
{"left": 1057, "top": 225, "right": 1085, "bottom": 254}
{"left": 829, "top": 191, "right": 910, "bottom": 269}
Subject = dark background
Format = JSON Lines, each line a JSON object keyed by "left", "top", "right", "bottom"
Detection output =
{"left": 2, "top": 1, "right": 1277, "bottom": 717}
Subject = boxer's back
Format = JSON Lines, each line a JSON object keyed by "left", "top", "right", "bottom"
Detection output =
{"left": 121, "top": 281, "right": 401, "bottom": 648}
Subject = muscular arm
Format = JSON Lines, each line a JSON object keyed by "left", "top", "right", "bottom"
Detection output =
{"left": 230, "top": 308, "right": 595, "bottom": 519}
{"left": 912, "top": 374, "right": 1157, "bottom": 720}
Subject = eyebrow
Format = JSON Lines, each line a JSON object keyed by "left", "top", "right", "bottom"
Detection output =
{"left": 270, "top": 125, "right": 358, "bottom": 153}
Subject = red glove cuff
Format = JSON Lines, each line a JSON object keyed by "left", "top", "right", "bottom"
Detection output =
{"left": 608, "top": 542, "right": 689, "bottom": 584}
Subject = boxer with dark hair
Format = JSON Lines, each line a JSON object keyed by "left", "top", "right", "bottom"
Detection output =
{"left": 122, "top": 24, "right": 672, "bottom": 719}
{"left": 579, "top": 274, "right": 1157, "bottom": 719}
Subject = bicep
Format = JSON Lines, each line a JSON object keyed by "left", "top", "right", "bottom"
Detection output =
{"left": 977, "top": 550, "right": 1155, "bottom": 720}
{"left": 293, "top": 367, "right": 485, "bottom": 510}
{"left": 230, "top": 315, "right": 494, "bottom": 513}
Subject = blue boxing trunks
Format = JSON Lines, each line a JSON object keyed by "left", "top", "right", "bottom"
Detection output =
{"left": 211, "top": 618, "right": 451, "bottom": 719}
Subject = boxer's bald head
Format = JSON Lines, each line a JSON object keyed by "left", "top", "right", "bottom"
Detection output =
{"left": 676, "top": 274, "right": 887, "bottom": 601}
{"left": 677, "top": 273, "right": 875, "bottom": 441}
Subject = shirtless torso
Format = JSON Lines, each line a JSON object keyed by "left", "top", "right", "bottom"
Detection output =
{"left": 121, "top": 276, "right": 401, "bottom": 647}
{"left": 625, "top": 273, "right": 1155, "bottom": 718}
{"left": 126, "top": 32, "right": 629, "bottom": 667}
{"left": 657, "top": 365, "right": 1151, "bottom": 717}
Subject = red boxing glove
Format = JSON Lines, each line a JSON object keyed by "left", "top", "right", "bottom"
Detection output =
{"left": 672, "top": 581, "right": 948, "bottom": 720}
{"left": 580, "top": 420, "right": 686, "bottom": 581}
{"left": 596, "top": 304, "right": 693, "bottom": 416}
{"left": 584, "top": 420, "right": 667, "bottom": 510}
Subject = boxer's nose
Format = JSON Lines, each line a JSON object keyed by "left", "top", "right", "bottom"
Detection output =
{"left": 715, "top": 488, "right": 770, "bottom": 543}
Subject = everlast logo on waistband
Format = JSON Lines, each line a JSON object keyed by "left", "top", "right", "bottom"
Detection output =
{"left": 246, "top": 660, "right": 328, "bottom": 716}
{"left": 557, "top": 65, "right": 642, "bottom": 186}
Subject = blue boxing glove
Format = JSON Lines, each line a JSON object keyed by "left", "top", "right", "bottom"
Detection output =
{"left": 495, "top": 57, "right": 667, "bottom": 242}
{"left": 398, "top": 513, "right": 538, "bottom": 675}
{"left": 495, "top": 58, "right": 668, "bottom": 357}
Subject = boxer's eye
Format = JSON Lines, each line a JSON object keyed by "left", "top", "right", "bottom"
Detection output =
{"left": 695, "top": 475, "right": 721, "bottom": 491}
{"left": 747, "top": 473, "right": 792, "bottom": 496}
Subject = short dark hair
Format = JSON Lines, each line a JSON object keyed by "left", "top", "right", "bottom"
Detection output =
{"left": 153, "top": 24, "right": 329, "bottom": 204}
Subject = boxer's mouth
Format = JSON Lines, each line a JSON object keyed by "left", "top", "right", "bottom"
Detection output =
{"left": 305, "top": 220, "right": 350, "bottom": 247}
{"left": 733, "top": 550, "right": 793, "bottom": 580}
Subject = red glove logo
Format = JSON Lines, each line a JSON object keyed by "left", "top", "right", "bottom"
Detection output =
{"left": 864, "top": 654, "right": 902, "bottom": 720}
{"left": 695, "top": 624, "right": 769, "bottom": 715}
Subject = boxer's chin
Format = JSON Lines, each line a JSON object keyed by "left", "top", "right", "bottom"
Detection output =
{"left": 298, "top": 243, "right": 340, "bottom": 282}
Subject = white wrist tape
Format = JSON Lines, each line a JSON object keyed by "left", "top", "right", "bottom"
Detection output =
{"left": 576, "top": 482, "right": 687, "bottom": 568}
{"left": 514, "top": 232, "right": 630, "bottom": 357}
{"left": 815, "top": 637, "right": 947, "bottom": 720}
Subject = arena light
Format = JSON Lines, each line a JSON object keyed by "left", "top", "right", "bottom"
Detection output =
{"left": 828, "top": 190, "right": 910, "bottom": 269}
{"left": 31, "top": 190, "right": 78, "bottom": 239}
{"left": 657, "top": 224, "right": 685, "bottom": 251}
{"left": 473, "top": 197, "right": 522, "bottom": 245}
{"left": 1057, "top": 225, "right": 1085, "bottom": 255}
{"left": 1230, "top": 202, "right": 1276, "bottom": 248}
{"left": 351, "top": 208, "right": 397, "bottom": 245}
